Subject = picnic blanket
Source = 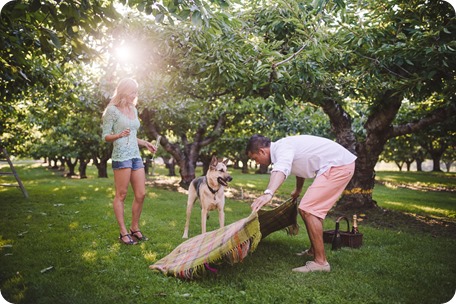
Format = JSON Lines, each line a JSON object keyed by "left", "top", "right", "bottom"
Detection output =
{"left": 258, "top": 198, "right": 299, "bottom": 239}
{"left": 149, "top": 198, "right": 298, "bottom": 279}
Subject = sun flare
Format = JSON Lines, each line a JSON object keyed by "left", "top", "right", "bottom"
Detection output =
{"left": 115, "top": 45, "right": 133, "bottom": 63}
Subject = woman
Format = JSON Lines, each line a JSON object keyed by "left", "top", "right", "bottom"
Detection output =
{"left": 102, "top": 78, "right": 157, "bottom": 245}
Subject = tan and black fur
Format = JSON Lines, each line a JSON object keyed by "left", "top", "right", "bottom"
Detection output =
{"left": 182, "top": 156, "right": 232, "bottom": 239}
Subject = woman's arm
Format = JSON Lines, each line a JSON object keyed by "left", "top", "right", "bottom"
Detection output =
{"left": 137, "top": 139, "right": 157, "bottom": 153}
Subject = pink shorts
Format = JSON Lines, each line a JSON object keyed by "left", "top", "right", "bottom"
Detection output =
{"left": 298, "top": 162, "right": 355, "bottom": 219}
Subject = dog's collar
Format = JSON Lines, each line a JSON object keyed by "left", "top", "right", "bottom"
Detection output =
{"left": 205, "top": 177, "right": 219, "bottom": 195}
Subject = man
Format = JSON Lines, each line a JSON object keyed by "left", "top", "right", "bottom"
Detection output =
{"left": 246, "top": 134, "right": 356, "bottom": 273}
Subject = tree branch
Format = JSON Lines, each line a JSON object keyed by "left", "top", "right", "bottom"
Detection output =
{"left": 272, "top": 43, "right": 308, "bottom": 69}
{"left": 391, "top": 105, "right": 456, "bottom": 138}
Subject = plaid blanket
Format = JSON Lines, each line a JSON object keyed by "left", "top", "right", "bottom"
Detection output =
{"left": 150, "top": 212, "right": 261, "bottom": 279}
{"left": 149, "top": 198, "right": 298, "bottom": 279}
{"left": 258, "top": 198, "right": 299, "bottom": 239}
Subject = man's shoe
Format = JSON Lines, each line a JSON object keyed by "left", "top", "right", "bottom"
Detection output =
{"left": 292, "top": 261, "right": 330, "bottom": 273}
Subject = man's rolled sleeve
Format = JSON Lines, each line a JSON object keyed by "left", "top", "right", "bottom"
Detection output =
{"left": 270, "top": 142, "right": 294, "bottom": 178}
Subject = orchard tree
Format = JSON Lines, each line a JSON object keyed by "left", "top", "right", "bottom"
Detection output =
{"left": 380, "top": 135, "right": 419, "bottom": 171}
{"left": 0, "top": 1, "right": 120, "bottom": 153}
{"left": 415, "top": 120, "right": 456, "bottom": 172}
{"left": 242, "top": 0, "right": 456, "bottom": 209}
{"left": 442, "top": 145, "right": 455, "bottom": 172}
{"left": 1, "top": 0, "right": 226, "bottom": 155}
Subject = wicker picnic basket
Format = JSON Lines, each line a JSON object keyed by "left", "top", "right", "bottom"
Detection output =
{"left": 323, "top": 216, "right": 363, "bottom": 250}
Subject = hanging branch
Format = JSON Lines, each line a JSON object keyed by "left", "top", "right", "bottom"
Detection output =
{"left": 272, "top": 43, "right": 308, "bottom": 69}
{"left": 269, "top": 43, "right": 308, "bottom": 83}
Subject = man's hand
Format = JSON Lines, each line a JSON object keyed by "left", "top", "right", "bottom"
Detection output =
{"left": 290, "top": 189, "right": 301, "bottom": 200}
{"left": 251, "top": 194, "right": 272, "bottom": 212}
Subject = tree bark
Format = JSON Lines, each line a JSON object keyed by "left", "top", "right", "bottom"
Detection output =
{"left": 78, "top": 158, "right": 89, "bottom": 179}
{"left": 65, "top": 157, "right": 78, "bottom": 177}
{"left": 319, "top": 93, "right": 455, "bottom": 211}
{"left": 321, "top": 91, "right": 401, "bottom": 210}
{"left": 140, "top": 109, "right": 227, "bottom": 189}
{"left": 92, "top": 152, "right": 110, "bottom": 178}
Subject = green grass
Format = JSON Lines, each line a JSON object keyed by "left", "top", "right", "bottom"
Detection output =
{"left": 1, "top": 162, "right": 455, "bottom": 304}
{"left": 374, "top": 171, "right": 456, "bottom": 219}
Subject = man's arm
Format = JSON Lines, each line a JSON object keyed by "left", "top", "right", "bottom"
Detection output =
{"left": 291, "top": 176, "right": 305, "bottom": 199}
{"left": 251, "top": 171, "right": 286, "bottom": 212}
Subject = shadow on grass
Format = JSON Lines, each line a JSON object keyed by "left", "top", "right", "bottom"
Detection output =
{"left": 329, "top": 207, "right": 456, "bottom": 238}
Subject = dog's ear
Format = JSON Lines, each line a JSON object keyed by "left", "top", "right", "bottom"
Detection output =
{"left": 210, "top": 156, "right": 218, "bottom": 168}
{"left": 223, "top": 158, "right": 229, "bottom": 165}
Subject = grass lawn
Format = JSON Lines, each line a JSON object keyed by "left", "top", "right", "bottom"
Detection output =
{"left": 1, "top": 161, "right": 455, "bottom": 304}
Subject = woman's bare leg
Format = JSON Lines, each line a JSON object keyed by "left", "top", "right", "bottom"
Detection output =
{"left": 113, "top": 168, "right": 132, "bottom": 242}
{"left": 130, "top": 168, "right": 146, "bottom": 237}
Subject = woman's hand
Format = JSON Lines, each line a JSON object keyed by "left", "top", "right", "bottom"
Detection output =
{"left": 144, "top": 141, "right": 157, "bottom": 154}
{"left": 117, "top": 128, "right": 130, "bottom": 139}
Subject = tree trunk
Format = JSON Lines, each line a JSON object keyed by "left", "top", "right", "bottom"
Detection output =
{"left": 65, "top": 157, "right": 78, "bottom": 177}
{"left": 92, "top": 156, "right": 109, "bottom": 178}
{"left": 78, "top": 158, "right": 89, "bottom": 179}
{"left": 163, "top": 157, "right": 176, "bottom": 176}
{"left": 255, "top": 164, "right": 268, "bottom": 174}
{"left": 416, "top": 159, "right": 424, "bottom": 171}
{"left": 178, "top": 157, "right": 198, "bottom": 189}
{"left": 140, "top": 108, "right": 228, "bottom": 189}
{"left": 200, "top": 153, "right": 213, "bottom": 176}
{"left": 444, "top": 161, "right": 453, "bottom": 173}
{"left": 241, "top": 159, "right": 249, "bottom": 173}
{"left": 320, "top": 92, "right": 402, "bottom": 210}
{"left": 432, "top": 157, "right": 442, "bottom": 172}
{"left": 405, "top": 161, "right": 412, "bottom": 171}
{"left": 319, "top": 91, "right": 455, "bottom": 210}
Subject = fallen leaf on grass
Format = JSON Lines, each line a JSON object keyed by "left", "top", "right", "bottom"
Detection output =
{"left": 40, "top": 266, "right": 54, "bottom": 274}
{"left": 17, "top": 231, "right": 28, "bottom": 237}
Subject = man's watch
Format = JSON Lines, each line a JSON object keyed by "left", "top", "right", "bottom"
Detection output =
{"left": 263, "top": 189, "right": 274, "bottom": 196}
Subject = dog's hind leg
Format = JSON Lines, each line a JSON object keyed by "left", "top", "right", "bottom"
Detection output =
{"left": 182, "top": 186, "right": 198, "bottom": 239}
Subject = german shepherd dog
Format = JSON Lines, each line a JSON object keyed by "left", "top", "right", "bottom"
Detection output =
{"left": 182, "top": 156, "right": 233, "bottom": 238}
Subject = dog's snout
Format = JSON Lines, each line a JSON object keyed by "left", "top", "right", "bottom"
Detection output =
{"left": 226, "top": 176, "right": 233, "bottom": 182}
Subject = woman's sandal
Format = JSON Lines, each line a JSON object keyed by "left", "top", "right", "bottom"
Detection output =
{"left": 119, "top": 233, "right": 137, "bottom": 245}
{"left": 130, "top": 229, "right": 149, "bottom": 241}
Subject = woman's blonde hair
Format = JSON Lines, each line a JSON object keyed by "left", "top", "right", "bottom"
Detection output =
{"left": 109, "top": 78, "right": 138, "bottom": 107}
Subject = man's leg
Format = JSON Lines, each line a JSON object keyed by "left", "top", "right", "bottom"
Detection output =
{"left": 300, "top": 209, "right": 326, "bottom": 264}
{"left": 293, "top": 163, "right": 355, "bottom": 272}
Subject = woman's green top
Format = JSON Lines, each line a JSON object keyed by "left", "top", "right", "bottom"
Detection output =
{"left": 102, "top": 105, "right": 141, "bottom": 162}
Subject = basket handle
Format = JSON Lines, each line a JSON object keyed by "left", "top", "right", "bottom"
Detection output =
{"left": 335, "top": 216, "right": 350, "bottom": 233}
{"left": 331, "top": 216, "right": 350, "bottom": 250}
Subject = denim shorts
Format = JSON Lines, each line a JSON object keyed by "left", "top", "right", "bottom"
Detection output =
{"left": 112, "top": 158, "right": 144, "bottom": 170}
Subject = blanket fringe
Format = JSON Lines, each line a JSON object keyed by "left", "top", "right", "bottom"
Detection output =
{"left": 174, "top": 234, "right": 260, "bottom": 279}
{"left": 285, "top": 223, "right": 299, "bottom": 236}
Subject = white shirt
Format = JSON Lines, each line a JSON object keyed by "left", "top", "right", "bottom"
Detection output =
{"left": 270, "top": 135, "right": 357, "bottom": 178}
